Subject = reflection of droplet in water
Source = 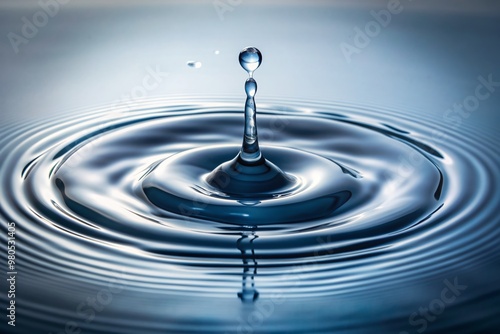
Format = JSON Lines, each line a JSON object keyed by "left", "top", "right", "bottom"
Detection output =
{"left": 187, "top": 61, "right": 202, "bottom": 68}
{"left": 237, "top": 232, "right": 259, "bottom": 303}
{"left": 238, "top": 46, "right": 262, "bottom": 77}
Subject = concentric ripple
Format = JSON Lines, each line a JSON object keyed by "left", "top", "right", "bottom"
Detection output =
{"left": 0, "top": 97, "right": 498, "bottom": 333}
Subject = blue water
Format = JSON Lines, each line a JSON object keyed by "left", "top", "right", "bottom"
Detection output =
{"left": 1, "top": 95, "right": 498, "bottom": 333}
{"left": 1, "top": 2, "right": 499, "bottom": 334}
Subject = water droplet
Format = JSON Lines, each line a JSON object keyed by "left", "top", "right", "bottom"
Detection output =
{"left": 187, "top": 61, "right": 202, "bottom": 69}
{"left": 205, "top": 47, "right": 297, "bottom": 197}
{"left": 240, "top": 48, "right": 261, "bottom": 162}
{"left": 214, "top": 50, "right": 220, "bottom": 55}
{"left": 239, "top": 47, "right": 262, "bottom": 76}
{"left": 245, "top": 78, "right": 257, "bottom": 97}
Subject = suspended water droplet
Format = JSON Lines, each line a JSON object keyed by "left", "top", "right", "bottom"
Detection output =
{"left": 187, "top": 61, "right": 202, "bottom": 68}
{"left": 239, "top": 47, "right": 262, "bottom": 76}
{"left": 214, "top": 50, "right": 220, "bottom": 55}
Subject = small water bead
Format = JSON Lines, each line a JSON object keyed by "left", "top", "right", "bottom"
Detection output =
{"left": 239, "top": 47, "right": 262, "bottom": 76}
{"left": 245, "top": 78, "right": 257, "bottom": 97}
{"left": 187, "top": 61, "right": 202, "bottom": 68}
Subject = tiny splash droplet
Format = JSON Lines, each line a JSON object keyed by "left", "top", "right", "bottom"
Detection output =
{"left": 187, "top": 61, "right": 202, "bottom": 68}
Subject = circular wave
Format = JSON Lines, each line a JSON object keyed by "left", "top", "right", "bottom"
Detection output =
{"left": 0, "top": 97, "right": 498, "bottom": 333}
